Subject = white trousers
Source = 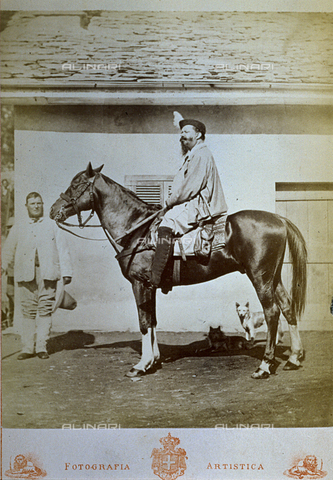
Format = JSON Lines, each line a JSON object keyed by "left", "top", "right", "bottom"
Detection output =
{"left": 21, "top": 315, "right": 52, "bottom": 354}
{"left": 160, "top": 204, "right": 192, "bottom": 236}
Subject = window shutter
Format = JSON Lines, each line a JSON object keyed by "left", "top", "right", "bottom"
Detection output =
{"left": 124, "top": 175, "right": 174, "bottom": 207}
{"left": 135, "top": 184, "right": 162, "bottom": 205}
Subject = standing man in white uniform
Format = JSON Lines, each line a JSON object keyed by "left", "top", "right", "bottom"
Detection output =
{"left": 2, "top": 192, "right": 73, "bottom": 359}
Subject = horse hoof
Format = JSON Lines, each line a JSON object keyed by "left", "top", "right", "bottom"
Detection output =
{"left": 283, "top": 361, "right": 302, "bottom": 371}
{"left": 251, "top": 368, "right": 270, "bottom": 379}
{"left": 125, "top": 367, "right": 145, "bottom": 378}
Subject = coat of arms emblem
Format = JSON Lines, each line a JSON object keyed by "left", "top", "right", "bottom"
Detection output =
{"left": 151, "top": 433, "right": 187, "bottom": 480}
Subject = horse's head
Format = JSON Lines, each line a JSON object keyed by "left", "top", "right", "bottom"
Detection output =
{"left": 50, "top": 162, "right": 104, "bottom": 224}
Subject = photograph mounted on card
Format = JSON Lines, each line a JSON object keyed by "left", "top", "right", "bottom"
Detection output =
{"left": 1, "top": 1, "right": 332, "bottom": 478}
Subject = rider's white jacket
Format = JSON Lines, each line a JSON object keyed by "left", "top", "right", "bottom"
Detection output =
{"left": 166, "top": 142, "right": 228, "bottom": 225}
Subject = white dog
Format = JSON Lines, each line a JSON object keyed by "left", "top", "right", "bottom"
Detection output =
{"left": 236, "top": 302, "right": 283, "bottom": 344}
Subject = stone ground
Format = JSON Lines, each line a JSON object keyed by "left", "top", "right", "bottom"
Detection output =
{"left": 2, "top": 330, "right": 332, "bottom": 429}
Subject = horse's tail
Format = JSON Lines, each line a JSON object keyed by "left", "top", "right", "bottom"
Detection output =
{"left": 281, "top": 217, "right": 307, "bottom": 321}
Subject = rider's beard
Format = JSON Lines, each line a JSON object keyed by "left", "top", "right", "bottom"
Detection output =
{"left": 180, "top": 140, "right": 190, "bottom": 156}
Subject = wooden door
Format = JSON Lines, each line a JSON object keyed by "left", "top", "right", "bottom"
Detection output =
{"left": 276, "top": 183, "right": 333, "bottom": 329}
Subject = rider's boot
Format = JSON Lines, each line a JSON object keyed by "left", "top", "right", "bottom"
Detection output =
{"left": 150, "top": 226, "right": 173, "bottom": 288}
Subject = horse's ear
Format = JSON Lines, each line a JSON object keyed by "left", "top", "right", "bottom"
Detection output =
{"left": 86, "top": 162, "right": 94, "bottom": 177}
{"left": 86, "top": 163, "right": 104, "bottom": 177}
{"left": 95, "top": 164, "right": 104, "bottom": 173}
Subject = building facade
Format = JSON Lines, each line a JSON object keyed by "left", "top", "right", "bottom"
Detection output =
{"left": 1, "top": 10, "right": 332, "bottom": 331}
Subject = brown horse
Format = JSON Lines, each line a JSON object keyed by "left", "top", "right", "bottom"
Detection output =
{"left": 50, "top": 163, "right": 307, "bottom": 379}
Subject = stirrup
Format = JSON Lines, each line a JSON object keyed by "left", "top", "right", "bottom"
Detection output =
{"left": 142, "top": 273, "right": 156, "bottom": 290}
{"left": 132, "top": 271, "right": 155, "bottom": 289}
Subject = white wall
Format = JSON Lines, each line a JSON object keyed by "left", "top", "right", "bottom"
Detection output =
{"left": 14, "top": 131, "right": 333, "bottom": 332}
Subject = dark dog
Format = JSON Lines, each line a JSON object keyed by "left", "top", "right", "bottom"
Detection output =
{"left": 205, "top": 326, "right": 251, "bottom": 352}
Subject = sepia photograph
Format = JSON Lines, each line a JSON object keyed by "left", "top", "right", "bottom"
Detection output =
{"left": 1, "top": 1, "right": 332, "bottom": 478}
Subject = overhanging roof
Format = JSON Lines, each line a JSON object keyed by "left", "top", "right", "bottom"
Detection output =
{"left": 2, "top": 84, "right": 333, "bottom": 106}
{"left": 1, "top": 11, "right": 333, "bottom": 105}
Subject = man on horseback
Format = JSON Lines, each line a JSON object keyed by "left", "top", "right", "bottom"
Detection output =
{"left": 50, "top": 149, "right": 307, "bottom": 378}
{"left": 149, "top": 117, "right": 228, "bottom": 288}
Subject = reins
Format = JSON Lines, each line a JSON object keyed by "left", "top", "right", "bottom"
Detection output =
{"left": 114, "top": 209, "right": 164, "bottom": 243}
{"left": 56, "top": 220, "right": 123, "bottom": 254}
{"left": 55, "top": 220, "right": 106, "bottom": 241}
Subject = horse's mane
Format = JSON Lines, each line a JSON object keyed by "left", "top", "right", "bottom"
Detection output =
{"left": 101, "top": 173, "right": 160, "bottom": 213}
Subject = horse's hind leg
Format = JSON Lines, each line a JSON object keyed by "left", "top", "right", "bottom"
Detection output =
{"left": 126, "top": 280, "right": 160, "bottom": 377}
{"left": 275, "top": 280, "right": 303, "bottom": 369}
{"left": 250, "top": 280, "right": 281, "bottom": 379}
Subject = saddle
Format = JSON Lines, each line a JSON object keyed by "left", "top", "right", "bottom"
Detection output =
{"left": 145, "top": 215, "right": 227, "bottom": 260}
{"left": 137, "top": 214, "right": 226, "bottom": 294}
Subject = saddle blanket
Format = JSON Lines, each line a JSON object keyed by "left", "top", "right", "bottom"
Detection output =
{"left": 173, "top": 228, "right": 198, "bottom": 256}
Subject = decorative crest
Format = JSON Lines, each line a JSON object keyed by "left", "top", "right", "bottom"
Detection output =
{"left": 151, "top": 433, "right": 187, "bottom": 480}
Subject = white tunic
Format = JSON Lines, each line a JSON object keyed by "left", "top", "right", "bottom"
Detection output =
{"left": 2, "top": 216, "right": 73, "bottom": 282}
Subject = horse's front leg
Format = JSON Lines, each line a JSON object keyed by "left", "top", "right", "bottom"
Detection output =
{"left": 276, "top": 319, "right": 284, "bottom": 344}
{"left": 126, "top": 280, "right": 160, "bottom": 377}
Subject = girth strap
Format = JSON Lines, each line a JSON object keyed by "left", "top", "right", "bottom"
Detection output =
{"left": 172, "top": 258, "right": 181, "bottom": 284}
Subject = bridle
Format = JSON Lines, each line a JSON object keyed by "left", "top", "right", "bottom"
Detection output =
{"left": 53, "top": 174, "right": 119, "bottom": 247}
{"left": 54, "top": 173, "right": 163, "bottom": 255}
{"left": 57, "top": 175, "right": 97, "bottom": 228}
